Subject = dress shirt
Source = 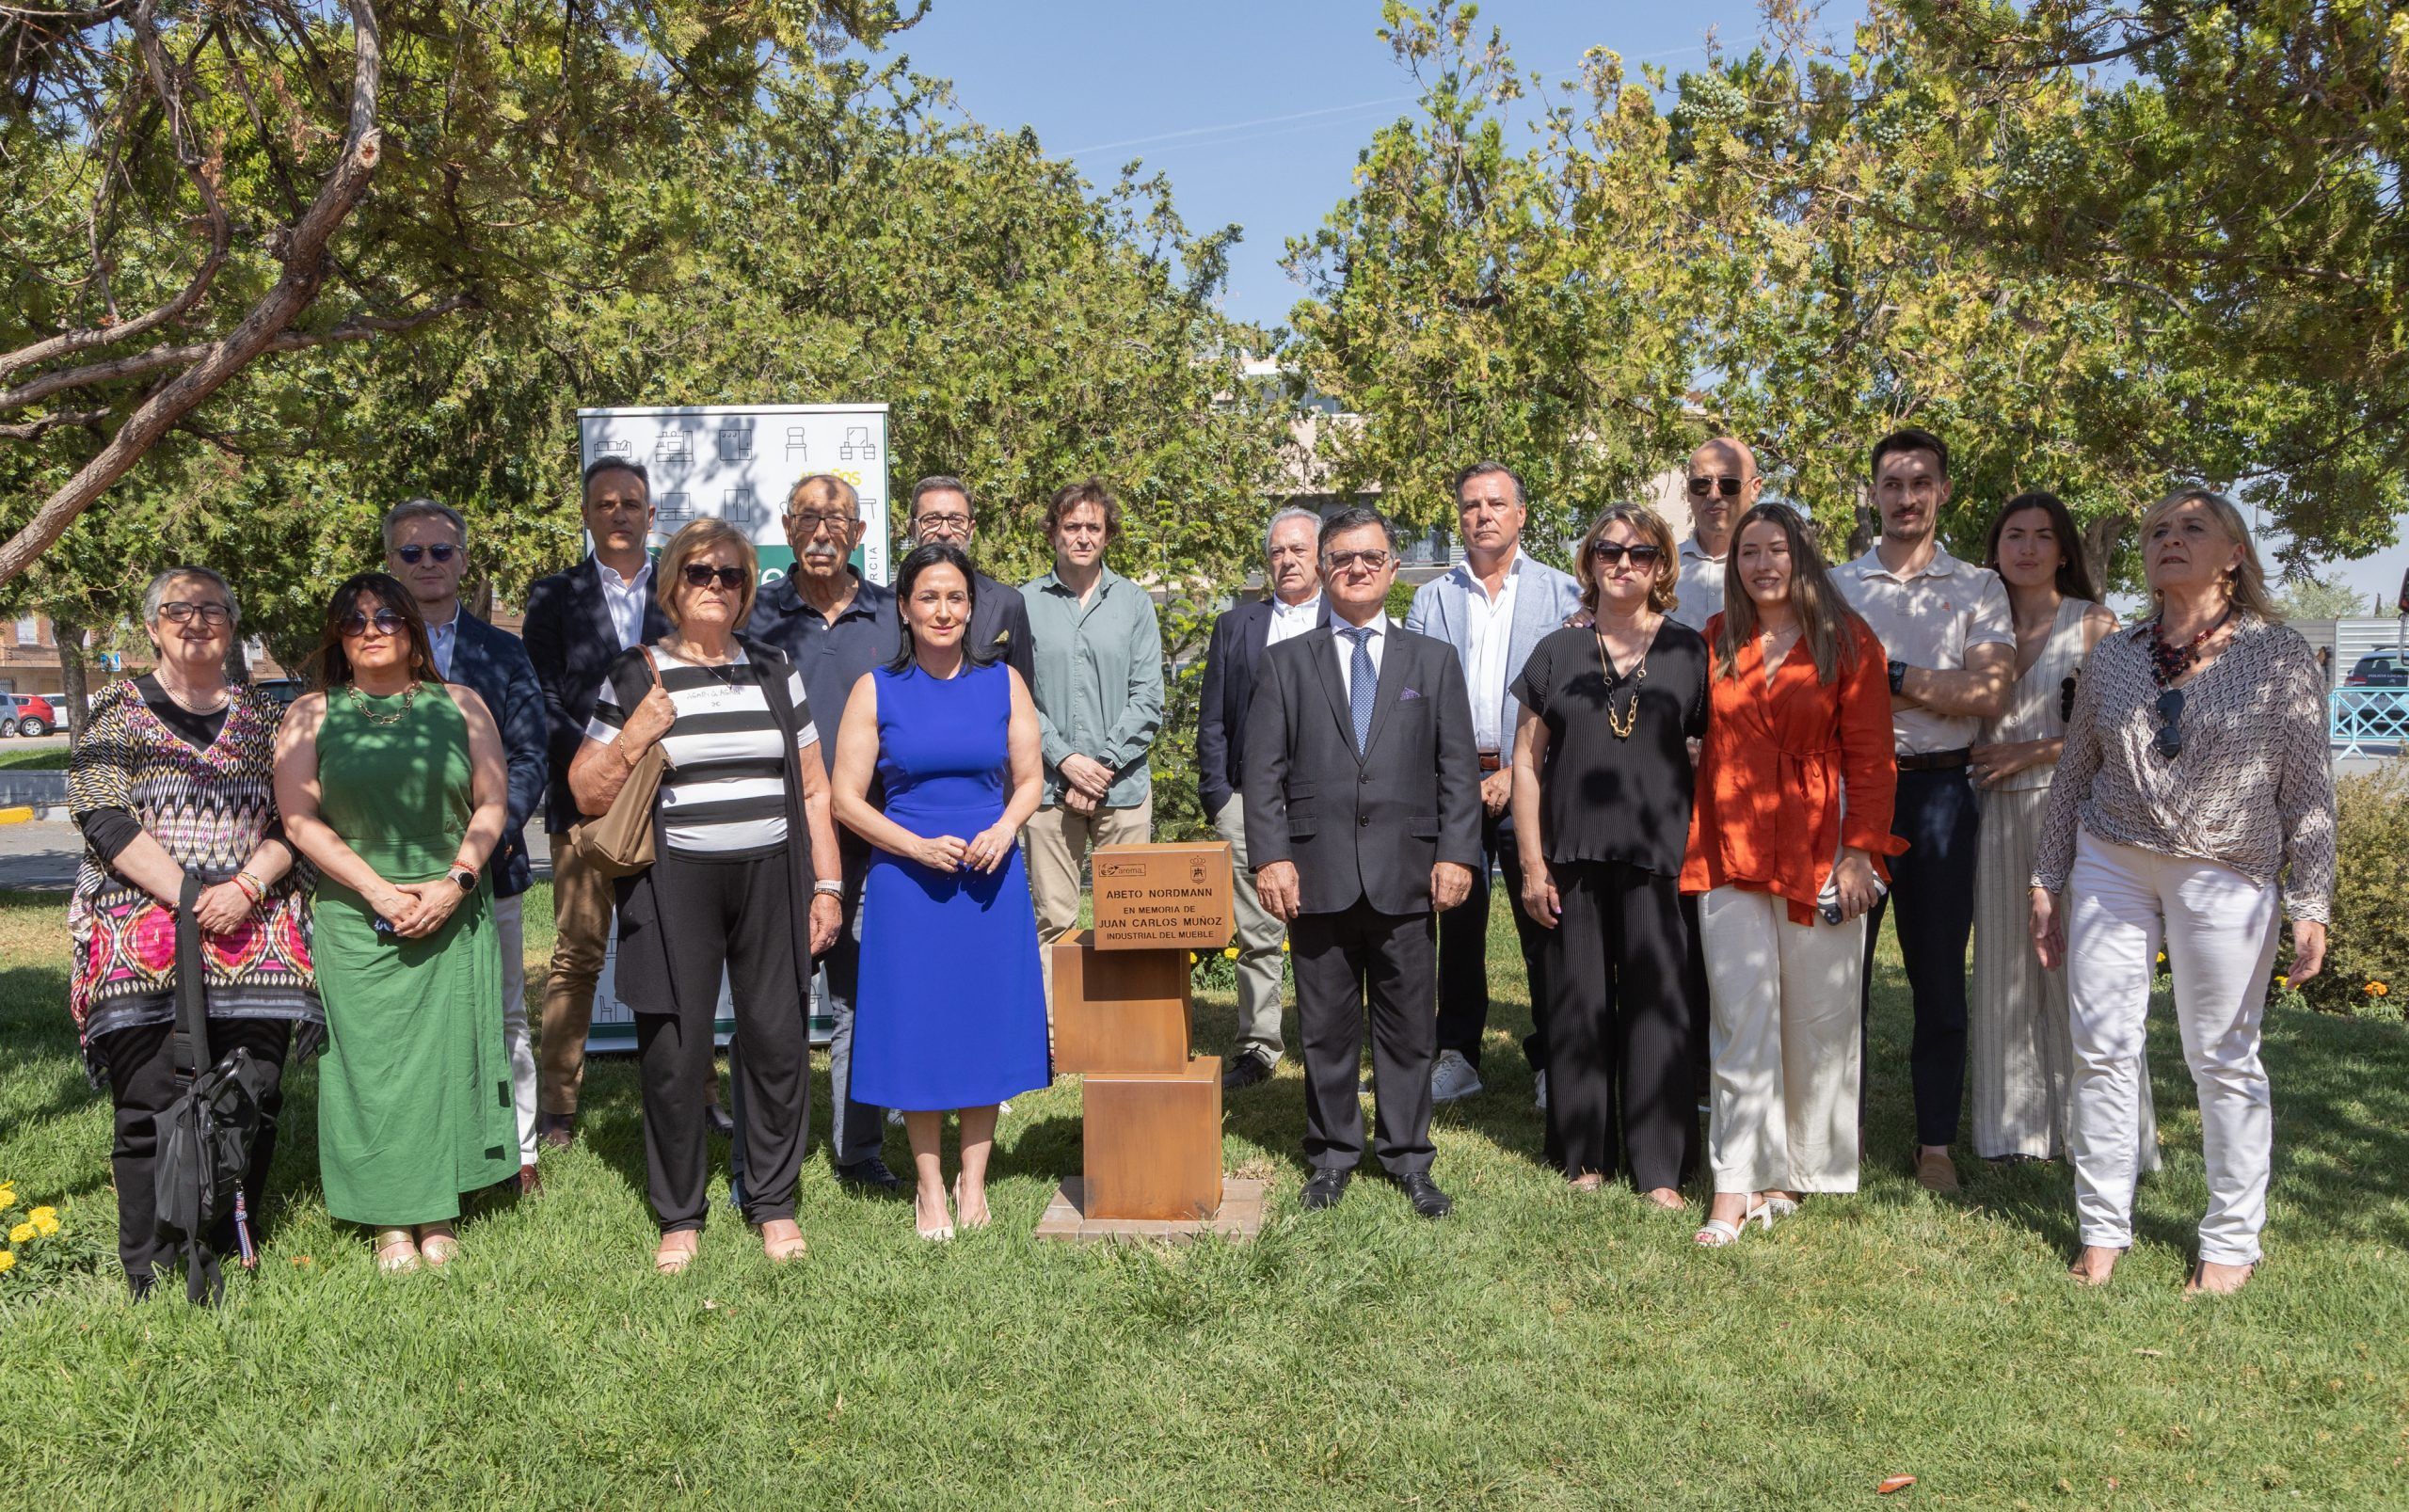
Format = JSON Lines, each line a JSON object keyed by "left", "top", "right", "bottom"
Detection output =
{"left": 426, "top": 609, "right": 460, "bottom": 679}
{"left": 1456, "top": 556, "right": 1523, "bottom": 752}
{"left": 1023, "top": 564, "right": 1166, "bottom": 807}
{"left": 1332, "top": 613, "right": 1391, "bottom": 700}
{"left": 596, "top": 555, "right": 654, "bottom": 652}
{"left": 1267, "top": 591, "right": 1324, "bottom": 647}
{"left": 1668, "top": 535, "right": 1727, "bottom": 633}
{"left": 1832, "top": 541, "right": 2014, "bottom": 755}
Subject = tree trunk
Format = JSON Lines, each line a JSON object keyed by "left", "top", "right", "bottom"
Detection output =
{"left": 53, "top": 615, "right": 90, "bottom": 743}
{"left": 2082, "top": 511, "right": 2129, "bottom": 604}
{"left": 222, "top": 636, "right": 251, "bottom": 684}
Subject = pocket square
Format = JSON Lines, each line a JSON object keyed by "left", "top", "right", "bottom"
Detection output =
{"left": 1399, "top": 687, "right": 1423, "bottom": 700}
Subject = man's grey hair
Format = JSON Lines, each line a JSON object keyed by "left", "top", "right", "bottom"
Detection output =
{"left": 789, "top": 472, "right": 861, "bottom": 514}
{"left": 141, "top": 565, "right": 240, "bottom": 628}
{"left": 382, "top": 497, "right": 468, "bottom": 550}
{"left": 910, "top": 475, "right": 973, "bottom": 516}
{"left": 1453, "top": 459, "right": 1526, "bottom": 506}
{"left": 1317, "top": 504, "right": 1402, "bottom": 554}
{"left": 1263, "top": 505, "right": 1321, "bottom": 557}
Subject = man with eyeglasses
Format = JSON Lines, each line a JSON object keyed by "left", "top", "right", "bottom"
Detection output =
{"left": 743, "top": 472, "right": 902, "bottom": 1191}
{"left": 1832, "top": 426, "right": 2014, "bottom": 1195}
{"left": 1244, "top": 505, "right": 1479, "bottom": 1218}
{"left": 1404, "top": 460, "right": 1585, "bottom": 1106}
{"left": 521, "top": 458, "right": 673, "bottom": 1150}
{"left": 908, "top": 475, "right": 1035, "bottom": 688}
{"left": 1022, "top": 479, "right": 1164, "bottom": 991}
{"left": 1667, "top": 438, "right": 1758, "bottom": 633}
{"left": 1196, "top": 505, "right": 1329, "bottom": 1091}
{"left": 382, "top": 497, "right": 550, "bottom": 1194}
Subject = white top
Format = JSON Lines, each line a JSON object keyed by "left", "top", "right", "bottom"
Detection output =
{"left": 1268, "top": 592, "right": 1323, "bottom": 647}
{"left": 1980, "top": 597, "right": 2094, "bottom": 793}
{"left": 595, "top": 556, "right": 654, "bottom": 651}
{"left": 1833, "top": 542, "right": 2015, "bottom": 755}
{"left": 1331, "top": 613, "right": 1391, "bottom": 702}
{"left": 426, "top": 609, "right": 460, "bottom": 680}
{"left": 1668, "top": 535, "right": 1726, "bottom": 633}
{"left": 1456, "top": 556, "right": 1522, "bottom": 752}
{"left": 587, "top": 645, "right": 819, "bottom": 859}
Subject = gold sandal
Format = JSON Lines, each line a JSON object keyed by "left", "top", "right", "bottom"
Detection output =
{"left": 416, "top": 1224, "right": 461, "bottom": 1266}
{"left": 653, "top": 1232, "right": 700, "bottom": 1275}
{"left": 373, "top": 1228, "right": 420, "bottom": 1275}
{"left": 755, "top": 1218, "right": 808, "bottom": 1264}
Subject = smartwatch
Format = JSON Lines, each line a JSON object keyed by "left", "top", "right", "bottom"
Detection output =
{"left": 450, "top": 865, "right": 478, "bottom": 893}
{"left": 1887, "top": 658, "right": 1907, "bottom": 696}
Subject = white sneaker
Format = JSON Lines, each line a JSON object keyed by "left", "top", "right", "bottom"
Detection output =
{"left": 885, "top": 1108, "right": 905, "bottom": 1127}
{"left": 1429, "top": 1049, "right": 1484, "bottom": 1104}
{"left": 1534, "top": 1070, "right": 1548, "bottom": 1112}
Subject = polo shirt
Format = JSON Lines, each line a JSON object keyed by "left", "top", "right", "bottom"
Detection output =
{"left": 1832, "top": 541, "right": 2014, "bottom": 755}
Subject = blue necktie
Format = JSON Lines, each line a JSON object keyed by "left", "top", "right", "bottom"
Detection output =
{"left": 1344, "top": 626, "right": 1376, "bottom": 755}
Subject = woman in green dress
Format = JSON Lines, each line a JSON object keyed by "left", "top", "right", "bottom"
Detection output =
{"left": 274, "top": 571, "right": 516, "bottom": 1273}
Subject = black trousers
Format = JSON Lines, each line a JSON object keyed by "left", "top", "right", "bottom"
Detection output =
{"left": 99, "top": 1016, "right": 293, "bottom": 1294}
{"left": 1859, "top": 766, "right": 1982, "bottom": 1148}
{"left": 1540, "top": 862, "right": 1698, "bottom": 1190}
{"left": 1435, "top": 807, "right": 1549, "bottom": 1071}
{"left": 635, "top": 849, "right": 807, "bottom": 1233}
{"left": 1293, "top": 899, "right": 1438, "bottom": 1176}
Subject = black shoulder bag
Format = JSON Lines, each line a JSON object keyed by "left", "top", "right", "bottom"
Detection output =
{"left": 152, "top": 874, "right": 279, "bottom": 1304}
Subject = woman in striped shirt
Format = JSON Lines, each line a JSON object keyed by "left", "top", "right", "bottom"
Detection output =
{"left": 569, "top": 519, "right": 844, "bottom": 1274}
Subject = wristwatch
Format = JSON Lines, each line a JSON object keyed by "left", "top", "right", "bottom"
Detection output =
{"left": 812, "top": 880, "right": 845, "bottom": 897}
{"left": 1887, "top": 658, "right": 1908, "bottom": 695}
{"left": 450, "top": 865, "right": 478, "bottom": 893}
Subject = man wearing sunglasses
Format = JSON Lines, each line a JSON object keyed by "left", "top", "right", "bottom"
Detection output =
{"left": 382, "top": 497, "right": 551, "bottom": 1194}
{"left": 522, "top": 457, "right": 674, "bottom": 1150}
{"left": 1667, "top": 438, "right": 1757, "bottom": 634}
{"left": 1403, "top": 460, "right": 1584, "bottom": 1106}
{"left": 1831, "top": 427, "right": 2015, "bottom": 1196}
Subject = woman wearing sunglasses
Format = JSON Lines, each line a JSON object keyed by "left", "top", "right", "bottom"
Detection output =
{"left": 1966, "top": 493, "right": 2153, "bottom": 1169}
{"left": 274, "top": 572, "right": 517, "bottom": 1273}
{"left": 567, "top": 519, "right": 844, "bottom": 1273}
{"left": 1508, "top": 505, "right": 1708, "bottom": 1206}
{"left": 2030, "top": 487, "right": 2334, "bottom": 1296}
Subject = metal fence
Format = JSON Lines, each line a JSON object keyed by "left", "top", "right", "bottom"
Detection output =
{"left": 2330, "top": 687, "right": 2409, "bottom": 758}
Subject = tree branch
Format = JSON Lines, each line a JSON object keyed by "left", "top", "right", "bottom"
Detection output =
{"left": 0, "top": 408, "right": 108, "bottom": 441}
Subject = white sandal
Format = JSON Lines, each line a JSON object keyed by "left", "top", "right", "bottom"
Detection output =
{"left": 1693, "top": 1200, "right": 1771, "bottom": 1248}
{"left": 1762, "top": 1195, "right": 1800, "bottom": 1222}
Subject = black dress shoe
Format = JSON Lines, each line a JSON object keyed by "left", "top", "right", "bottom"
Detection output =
{"left": 1300, "top": 1167, "right": 1353, "bottom": 1210}
{"left": 705, "top": 1102, "right": 736, "bottom": 1138}
{"left": 837, "top": 1155, "right": 903, "bottom": 1192}
{"left": 536, "top": 1110, "right": 577, "bottom": 1151}
{"left": 1391, "top": 1171, "right": 1454, "bottom": 1218}
{"left": 1220, "top": 1051, "right": 1275, "bottom": 1091}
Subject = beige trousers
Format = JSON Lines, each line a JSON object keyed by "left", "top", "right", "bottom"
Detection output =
{"left": 1025, "top": 798, "right": 1153, "bottom": 1010}
{"left": 1212, "top": 795, "right": 1288, "bottom": 1065}
{"left": 538, "top": 832, "right": 614, "bottom": 1115}
{"left": 1699, "top": 884, "right": 1865, "bottom": 1195}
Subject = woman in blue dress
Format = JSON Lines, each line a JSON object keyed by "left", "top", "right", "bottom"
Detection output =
{"left": 834, "top": 542, "right": 1048, "bottom": 1240}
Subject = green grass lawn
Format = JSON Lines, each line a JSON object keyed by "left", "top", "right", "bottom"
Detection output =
{"left": 0, "top": 744, "right": 70, "bottom": 771}
{"left": 3, "top": 883, "right": 2405, "bottom": 1505}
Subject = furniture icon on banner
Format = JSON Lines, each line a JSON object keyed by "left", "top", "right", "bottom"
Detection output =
{"left": 839, "top": 426, "right": 876, "bottom": 461}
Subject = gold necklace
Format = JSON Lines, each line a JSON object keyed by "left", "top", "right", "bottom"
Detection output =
{"left": 347, "top": 680, "right": 420, "bottom": 725}
{"left": 1596, "top": 624, "right": 1651, "bottom": 740}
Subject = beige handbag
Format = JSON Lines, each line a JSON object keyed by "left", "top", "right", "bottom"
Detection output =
{"left": 570, "top": 648, "right": 665, "bottom": 878}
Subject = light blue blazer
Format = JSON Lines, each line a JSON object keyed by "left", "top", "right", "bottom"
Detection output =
{"left": 1404, "top": 551, "right": 1586, "bottom": 755}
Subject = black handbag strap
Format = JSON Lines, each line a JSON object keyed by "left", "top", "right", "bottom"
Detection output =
{"left": 169, "top": 873, "right": 210, "bottom": 1085}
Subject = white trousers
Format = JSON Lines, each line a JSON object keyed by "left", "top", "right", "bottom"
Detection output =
{"left": 494, "top": 892, "right": 538, "bottom": 1166}
{"left": 2065, "top": 831, "right": 2279, "bottom": 1265}
{"left": 1699, "top": 885, "right": 1866, "bottom": 1194}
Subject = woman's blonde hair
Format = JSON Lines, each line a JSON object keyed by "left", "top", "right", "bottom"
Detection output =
{"left": 2136, "top": 486, "right": 2281, "bottom": 623}
{"left": 1573, "top": 504, "right": 1680, "bottom": 614}
{"left": 655, "top": 518, "right": 760, "bottom": 630}
{"left": 1714, "top": 502, "right": 1866, "bottom": 686}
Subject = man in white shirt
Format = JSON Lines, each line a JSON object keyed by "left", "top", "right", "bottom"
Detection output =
{"left": 1405, "top": 462, "right": 1584, "bottom": 1105}
{"left": 1195, "top": 507, "right": 1327, "bottom": 1090}
{"left": 1667, "top": 438, "right": 1753, "bottom": 634}
{"left": 1831, "top": 427, "right": 2014, "bottom": 1195}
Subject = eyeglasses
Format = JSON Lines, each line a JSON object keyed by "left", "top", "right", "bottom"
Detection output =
{"left": 1323, "top": 549, "right": 1393, "bottom": 572}
{"left": 915, "top": 512, "right": 972, "bottom": 533}
{"left": 340, "top": 608, "right": 407, "bottom": 639}
{"left": 2151, "top": 688, "right": 2184, "bottom": 761}
{"left": 1686, "top": 475, "right": 1745, "bottom": 499}
{"left": 1589, "top": 542, "right": 1664, "bottom": 567}
{"left": 394, "top": 543, "right": 458, "bottom": 565}
{"left": 680, "top": 563, "right": 747, "bottom": 591}
{"left": 158, "top": 601, "right": 232, "bottom": 626}
{"left": 787, "top": 512, "right": 854, "bottom": 536}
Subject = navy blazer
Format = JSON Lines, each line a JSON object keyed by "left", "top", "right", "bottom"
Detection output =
{"left": 1196, "top": 594, "right": 1330, "bottom": 820}
{"left": 970, "top": 568, "right": 1037, "bottom": 691}
{"left": 444, "top": 611, "right": 548, "bottom": 899}
{"left": 522, "top": 557, "right": 671, "bottom": 835}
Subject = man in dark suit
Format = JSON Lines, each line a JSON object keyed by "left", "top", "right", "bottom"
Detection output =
{"left": 1243, "top": 504, "right": 1481, "bottom": 1218}
{"left": 745, "top": 472, "right": 902, "bottom": 1190}
{"left": 520, "top": 457, "right": 672, "bottom": 1147}
{"left": 384, "top": 497, "right": 551, "bottom": 1193}
{"left": 1196, "top": 505, "right": 1326, "bottom": 1090}
{"left": 906, "top": 475, "right": 1034, "bottom": 687}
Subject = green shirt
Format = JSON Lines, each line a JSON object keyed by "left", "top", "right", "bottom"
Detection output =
{"left": 1022, "top": 564, "right": 1165, "bottom": 807}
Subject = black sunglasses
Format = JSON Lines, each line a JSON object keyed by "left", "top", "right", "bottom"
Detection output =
{"left": 394, "top": 543, "right": 458, "bottom": 565}
{"left": 1686, "top": 475, "right": 1745, "bottom": 499}
{"left": 680, "top": 562, "right": 747, "bottom": 591}
{"left": 2059, "top": 673, "right": 2079, "bottom": 722}
{"left": 339, "top": 608, "right": 408, "bottom": 639}
{"left": 2151, "top": 688, "right": 2184, "bottom": 760}
{"left": 1590, "top": 542, "right": 1664, "bottom": 566}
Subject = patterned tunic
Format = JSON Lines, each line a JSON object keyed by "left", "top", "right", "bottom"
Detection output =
{"left": 66, "top": 679, "right": 320, "bottom": 1082}
{"left": 2031, "top": 613, "right": 2336, "bottom": 921}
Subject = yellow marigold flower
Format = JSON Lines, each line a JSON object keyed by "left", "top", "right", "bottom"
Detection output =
{"left": 0, "top": 1183, "right": 15, "bottom": 1210}
{"left": 0, "top": 1249, "right": 15, "bottom": 1273}
{"left": 27, "top": 1206, "right": 55, "bottom": 1223}
{"left": 1222, "top": 946, "right": 1239, "bottom": 959}
{"left": 32, "top": 1215, "right": 57, "bottom": 1236}
{"left": 2365, "top": 981, "right": 2388, "bottom": 997}
{"left": 8, "top": 1222, "right": 32, "bottom": 1245}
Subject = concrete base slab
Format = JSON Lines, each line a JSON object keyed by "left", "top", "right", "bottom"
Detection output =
{"left": 1032, "top": 1176, "right": 1267, "bottom": 1245}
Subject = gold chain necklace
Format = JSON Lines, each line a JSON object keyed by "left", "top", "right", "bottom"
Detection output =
{"left": 347, "top": 680, "right": 420, "bottom": 725}
{"left": 1596, "top": 626, "right": 1651, "bottom": 740}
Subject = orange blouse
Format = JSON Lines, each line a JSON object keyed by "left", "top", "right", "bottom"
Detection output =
{"left": 1681, "top": 614, "right": 1906, "bottom": 923}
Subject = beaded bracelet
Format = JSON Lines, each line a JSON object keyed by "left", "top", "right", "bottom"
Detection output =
{"left": 231, "top": 871, "right": 265, "bottom": 905}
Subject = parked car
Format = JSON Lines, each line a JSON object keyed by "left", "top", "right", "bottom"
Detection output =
{"left": 0, "top": 691, "right": 53, "bottom": 737}
{"left": 2344, "top": 652, "right": 2409, "bottom": 689}
{"left": 250, "top": 677, "right": 302, "bottom": 717}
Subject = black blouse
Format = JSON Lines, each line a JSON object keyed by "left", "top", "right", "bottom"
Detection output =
{"left": 1509, "top": 620, "right": 1709, "bottom": 877}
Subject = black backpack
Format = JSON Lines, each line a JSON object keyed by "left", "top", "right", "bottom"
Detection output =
{"left": 152, "top": 875, "right": 277, "bottom": 1305}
